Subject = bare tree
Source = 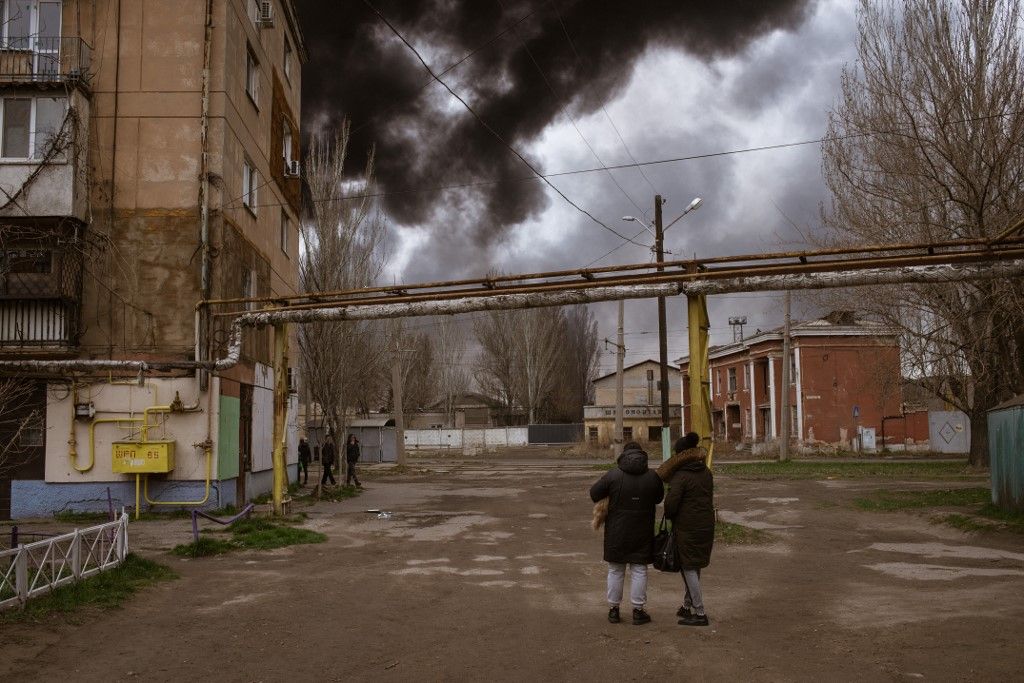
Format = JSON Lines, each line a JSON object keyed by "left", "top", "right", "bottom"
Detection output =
{"left": 474, "top": 306, "right": 598, "bottom": 424}
{"left": 385, "top": 321, "right": 438, "bottom": 420}
{"left": 434, "top": 317, "right": 469, "bottom": 424}
{"left": 0, "top": 379, "right": 44, "bottom": 478}
{"left": 298, "top": 122, "right": 388, "bottom": 440}
{"left": 821, "top": 0, "right": 1024, "bottom": 464}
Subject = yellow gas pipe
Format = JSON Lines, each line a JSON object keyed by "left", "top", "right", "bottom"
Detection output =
{"left": 142, "top": 392, "right": 212, "bottom": 509}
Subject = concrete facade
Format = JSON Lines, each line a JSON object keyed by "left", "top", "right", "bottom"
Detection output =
{"left": 677, "top": 314, "right": 907, "bottom": 451}
{"left": 0, "top": 0, "right": 306, "bottom": 518}
{"left": 584, "top": 360, "right": 681, "bottom": 447}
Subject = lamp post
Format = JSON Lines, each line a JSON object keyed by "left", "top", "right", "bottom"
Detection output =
{"left": 623, "top": 196, "right": 703, "bottom": 462}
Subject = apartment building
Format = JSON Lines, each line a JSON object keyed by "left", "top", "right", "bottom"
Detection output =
{"left": 0, "top": 0, "right": 306, "bottom": 518}
{"left": 676, "top": 312, "right": 905, "bottom": 451}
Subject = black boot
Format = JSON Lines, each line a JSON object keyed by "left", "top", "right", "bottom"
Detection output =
{"left": 632, "top": 608, "right": 651, "bottom": 625}
{"left": 676, "top": 605, "right": 692, "bottom": 618}
{"left": 679, "top": 613, "right": 709, "bottom": 626}
{"left": 607, "top": 606, "right": 620, "bottom": 623}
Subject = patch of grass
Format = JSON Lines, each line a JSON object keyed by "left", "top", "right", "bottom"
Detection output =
{"left": 229, "top": 518, "right": 326, "bottom": 550}
{"left": 853, "top": 487, "right": 989, "bottom": 511}
{"left": 934, "top": 513, "right": 995, "bottom": 533}
{"left": 171, "top": 535, "right": 237, "bottom": 557}
{"left": 0, "top": 554, "right": 176, "bottom": 624}
{"left": 975, "top": 503, "right": 1024, "bottom": 534}
{"left": 716, "top": 460, "right": 981, "bottom": 480}
{"left": 716, "top": 521, "right": 772, "bottom": 545}
{"left": 171, "top": 517, "right": 326, "bottom": 557}
{"left": 317, "top": 484, "right": 361, "bottom": 502}
{"left": 136, "top": 509, "right": 192, "bottom": 521}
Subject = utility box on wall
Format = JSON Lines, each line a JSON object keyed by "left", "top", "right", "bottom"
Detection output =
{"left": 112, "top": 441, "right": 176, "bottom": 474}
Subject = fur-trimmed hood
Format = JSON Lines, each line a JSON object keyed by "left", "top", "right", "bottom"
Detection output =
{"left": 656, "top": 447, "right": 707, "bottom": 481}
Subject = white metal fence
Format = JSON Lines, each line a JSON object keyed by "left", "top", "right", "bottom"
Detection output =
{"left": 0, "top": 512, "right": 130, "bottom": 610}
{"left": 404, "top": 427, "right": 530, "bottom": 450}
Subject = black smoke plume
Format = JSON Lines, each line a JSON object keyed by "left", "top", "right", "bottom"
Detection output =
{"left": 295, "top": 0, "right": 811, "bottom": 238}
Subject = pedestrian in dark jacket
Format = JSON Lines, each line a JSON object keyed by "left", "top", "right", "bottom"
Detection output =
{"left": 589, "top": 442, "right": 665, "bottom": 625}
{"left": 663, "top": 432, "right": 714, "bottom": 626}
{"left": 320, "top": 437, "right": 337, "bottom": 486}
{"left": 297, "top": 438, "right": 311, "bottom": 485}
{"left": 345, "top": 434, "right": 362, "bottom": 488}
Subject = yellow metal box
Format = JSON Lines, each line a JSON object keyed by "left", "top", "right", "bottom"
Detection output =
{"left": 112, "top": 441, "right": 176, "bottom": 473}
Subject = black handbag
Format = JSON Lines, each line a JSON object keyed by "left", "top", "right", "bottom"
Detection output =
{"left": 652, "top": 514, "right": 680, "bottom": 573}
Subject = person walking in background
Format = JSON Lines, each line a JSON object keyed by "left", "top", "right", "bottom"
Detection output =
{"left": 297, "top": 437, "right": 311, "bottom": 486}
{"left": 320, "top": 436, "right": 337, "bottom": 486}
{"left": 663, "top": 432, "right": 715, "bottom": 627}
{"left": 345, "top": 434, "right": 363, "bottom": 488}
{"left": 589, "top": 441, "right": 664, "bottom": 625}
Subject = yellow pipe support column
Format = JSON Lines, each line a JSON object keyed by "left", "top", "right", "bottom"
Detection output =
{"left": 686, "top": 293, "right": 714, "bottom": 467}
{"left": 271, "top": 322, "right": 289, "bottom": 516}
{"left": 135, "top": 474, "right": 141, "bottom": 520}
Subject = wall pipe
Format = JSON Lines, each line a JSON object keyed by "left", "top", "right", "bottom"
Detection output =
{"left": 197, "top": 0, "right": 215, "bottom": 392}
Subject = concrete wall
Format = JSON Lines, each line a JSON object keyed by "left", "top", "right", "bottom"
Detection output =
{"left": 594, "top": 362, "right": 669, "bottom": 407}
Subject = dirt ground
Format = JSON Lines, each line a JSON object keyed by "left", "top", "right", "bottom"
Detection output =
{"left": 2, "top": 457, "right": 1023, "bottom": 682}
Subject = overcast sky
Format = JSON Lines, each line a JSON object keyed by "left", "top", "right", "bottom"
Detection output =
{"left": 298, "top": 0, "right": 861, "bottom": 375}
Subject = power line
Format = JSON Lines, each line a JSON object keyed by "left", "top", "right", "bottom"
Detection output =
{"left": 246, "top": 109, "right": 1021, "bottom": 211}
{"left": 546, "top": 0, "right": 660, "bottom": 203}
{"left": 497, "top": 0, "right": 650, "bottom": 222}
{"left": 361, "top": 0, "right": 647, "bottom": 248}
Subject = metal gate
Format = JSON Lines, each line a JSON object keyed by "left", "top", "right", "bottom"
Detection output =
{"left": 928, "top": 411, "right": 970, "bottom": 454}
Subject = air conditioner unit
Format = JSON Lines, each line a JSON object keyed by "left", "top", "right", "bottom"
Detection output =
{"left": 258, "top": 0, "right": 274, "bottom": 27}
{"left": 284, "top": 159, "right": 300, "bottom": 177}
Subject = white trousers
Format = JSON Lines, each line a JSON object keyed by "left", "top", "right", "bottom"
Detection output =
{"left": 607, "top": 562, "right": 647, "bottom": 608}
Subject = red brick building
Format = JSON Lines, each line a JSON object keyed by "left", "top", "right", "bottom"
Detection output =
{"left": 676, "top": 312, "right": 906, "bottom": 449}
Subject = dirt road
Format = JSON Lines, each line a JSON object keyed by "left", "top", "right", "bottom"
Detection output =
{"left": 2, "top": 459, "right": 1022, "bottom": 681}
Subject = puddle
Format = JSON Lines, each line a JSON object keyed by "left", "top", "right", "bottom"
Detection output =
{"left": 390, "top": 566, "right": 504, "bottom": 577}
{"left": 473, "top": 555, "right": 507, "bottom": 562}
{"left": 520, "top": 566, "right": 541, "bottom": 575}
{"left": 865, "top": 542, "right": 1024, "bottom": 563}
{"left": 406, "top": 558, "right": 450, "bottom": 565}
{"left": 718, "top": 509, "right": 800, "bottom": 530}
{"left": 528, "top": 513, "right": 549, "bottom": 519}
{"left": 865, "top": 562, "right": 1024, "bottom": 581}
{"left": 750, "top": 497, "right": 799, "bottom": 504}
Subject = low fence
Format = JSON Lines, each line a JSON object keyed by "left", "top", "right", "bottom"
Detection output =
{"left": 402, "top": 424, "right": 584, "bottom": 451}
{"left": 0, "top": 512, "right": 129, "bottom": 610}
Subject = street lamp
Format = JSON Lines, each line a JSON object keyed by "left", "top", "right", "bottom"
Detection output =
{"left": 621, "top": 215, "right": 656, "bottom": 238}
{"left": 663, "top": 196, "right": 703, "bottom": 232}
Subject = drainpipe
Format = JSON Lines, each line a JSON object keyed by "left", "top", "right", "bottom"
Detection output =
{"left": 197, "top": 0, "right": 214, "bottom": 391}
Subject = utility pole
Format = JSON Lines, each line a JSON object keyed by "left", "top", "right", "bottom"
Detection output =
{"left": 615, "top": 300, "right": 625, "bottom": 446}
{"left": 654, "top": 194, "right": 671, "bottom": 462}
{"left": 392, "top": 341, "right": 406, "bottom": 467}
{"left": 779, "top": 291, "right": 792, "bottom": 461}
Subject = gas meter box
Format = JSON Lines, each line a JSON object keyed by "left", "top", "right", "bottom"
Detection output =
{"left": 112, "top": 441, "right": 176, "bottom": 473}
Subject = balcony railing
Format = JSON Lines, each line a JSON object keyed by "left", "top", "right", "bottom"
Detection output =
{"left": 0, "top": 235, "right": 83, "bottom": 349}
{"left": 0, "top": 37, "right": 92, "bottom": 87}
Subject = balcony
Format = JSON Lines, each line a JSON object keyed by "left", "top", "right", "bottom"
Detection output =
{"left": 0, "top": 37, "right": 92, "bottom": 89}
{"left": 0, "top": 236, "right": 82, "bottom": 351}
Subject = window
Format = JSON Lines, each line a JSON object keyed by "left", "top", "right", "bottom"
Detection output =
{"left": 242, "top": 158, "right": 258, "bottom": 214}
{"left": 0, "top": 96, "right": 66, "bottom": 159}
{"left": 647, "top": 426, "right": 661, "bottom": 443}
{"left": 282, "top": 118, "right": 293, "bottom": 166}
{"left": 588, "top": 426, "right": 598, "bottom": 443}
{"left": 622, "top": 426, "right": 633, "bottom": 441}
{"left": 712, "top": 368, "right": 717, "bottom": 396}
{"left": 728, "top": 367, "right": 737, "bottom": 392}
{"left": 242, "top": 268, "right": 257, "bottom": 310}
{"left": 246, "top": 46, "right": 260, "bottom": 107}
{"left": 19, "top": 424, "right": 43, "bottom": 447}
{"left": 790, "top": 352, "right": 797, "bottom": 385}
{"left": 284, "top": 36, "right": 293, "bottom": 81}
{"left": 246, "top": 0, "right": 260, "bottom": 27}
{"left": 279, "top": 209, "right": 289, "bottom": 254}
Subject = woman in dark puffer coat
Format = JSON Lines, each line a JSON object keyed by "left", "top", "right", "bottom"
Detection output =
{"left": 663, "top": 432, "right": 715, "bottom": 626}
{"left": 589, "top": 442, "right": 664, "bottom": 626}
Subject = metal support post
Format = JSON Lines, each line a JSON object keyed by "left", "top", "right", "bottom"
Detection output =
{"left": 393, "top": 346, "right": 406, "bottom": 467}
{"left": 272, "top": 322, "right": 289, "bottom": 515}
{"left": 71, "top": 530, "right": 81, "bottom": 579}
{"left": 779, "top": 291, "right": 792, "bottom": 461}
{"left": 654, "top": 195, "right": 671, "bottom": 462}
{"left": 686, "top": 292, "right": 713, "bottom": 464}
{"left": 615, "top": 300, "right": 625, "bottom": 445}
